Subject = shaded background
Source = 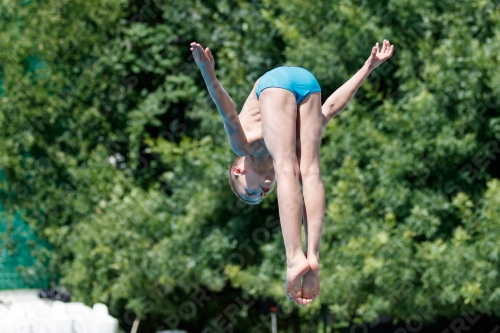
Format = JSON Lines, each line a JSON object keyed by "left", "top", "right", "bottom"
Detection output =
{"left": 1, "top": 0, "right": 500, "bottom": 332}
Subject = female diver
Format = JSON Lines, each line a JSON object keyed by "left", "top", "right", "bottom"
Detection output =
{"left": 190, "top": 40, "right": 394, "bottom": 305}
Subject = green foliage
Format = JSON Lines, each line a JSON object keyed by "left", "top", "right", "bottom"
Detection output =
{"left": 0, "top": 0, "right": 499, "bottom": 331}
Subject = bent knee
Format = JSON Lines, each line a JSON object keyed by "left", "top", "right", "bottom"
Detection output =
{"left": 300, "top": 171, "right": 323, "bottom": 191}
{"left": 275, "top": 160, "right": 301, "bottom": 180}
{"left": 299, "top": 157, "right": 321, "bottom": 176}
{"left": 300, "top": 164, "right": 322, "bottom": 179}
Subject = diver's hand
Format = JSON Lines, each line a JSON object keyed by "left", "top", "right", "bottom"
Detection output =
{"left": 364, "top": 39, "right": 394, "bottom": 71}
{"left": 190, "top": 42, "right": 215, "bottom": 74}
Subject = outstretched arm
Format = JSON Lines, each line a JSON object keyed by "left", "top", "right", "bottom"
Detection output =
{"left": 321, "top": 39, "right": 395, "bottom": 128}
{"left": 190, "top": 42, "right": 249, "bottom": 155}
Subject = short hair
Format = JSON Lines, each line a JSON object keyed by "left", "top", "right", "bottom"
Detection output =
{"left": 227, "top": 156, "right": 262, "bottom": 205}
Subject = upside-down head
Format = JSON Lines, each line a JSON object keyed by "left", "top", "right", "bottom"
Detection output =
{"left": 228, "top": 156, "right": 276, "bottom": 205}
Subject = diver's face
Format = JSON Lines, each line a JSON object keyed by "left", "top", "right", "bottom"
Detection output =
{"left": 232, "top": 161, "right": 276, "bottom": 203}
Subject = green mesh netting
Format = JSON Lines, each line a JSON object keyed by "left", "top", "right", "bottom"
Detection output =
{"left": 0, "top": 171, "right": 50, "bottom": 290}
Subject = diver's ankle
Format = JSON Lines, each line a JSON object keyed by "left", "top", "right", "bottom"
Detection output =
{"left": 286, "top": 252, "right": 308, "bottom": 268}
{"left": 306, "top": 253, "right": 320, "bottom": 269}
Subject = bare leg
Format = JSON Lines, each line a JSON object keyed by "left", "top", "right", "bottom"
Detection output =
{"left": 259, "top": 88, "right": 310, "bottom": 306}
{"left": 297, "top": 92, "right": 325, "bottom": 303}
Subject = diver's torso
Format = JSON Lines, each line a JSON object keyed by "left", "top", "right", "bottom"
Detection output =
{"left": 239, "top": 78, "right": 269, "bottom": 156}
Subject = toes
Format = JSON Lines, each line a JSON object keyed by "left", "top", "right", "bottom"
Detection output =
{"left": 301, "top": 295, "right": 318, "bottom": 305}
{"left": 287, "top": 293, "right": 307, "bottom": 306}
{"left": 295, "top": 297, "right": 306, "bottom": 306}
{"left": 287, "top": 294, "right": 319, "bottom": 306}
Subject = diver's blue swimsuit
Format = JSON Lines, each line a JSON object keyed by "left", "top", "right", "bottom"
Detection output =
{"left": 255, "top": 66, "right": 321, "bottom": 104}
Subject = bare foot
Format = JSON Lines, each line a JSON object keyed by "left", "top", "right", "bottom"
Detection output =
{"left": 285, "top": 254, "right": 310, "bottom": 306}
{"left": 301, "top": 259, "right": 320, "bottom": 304}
